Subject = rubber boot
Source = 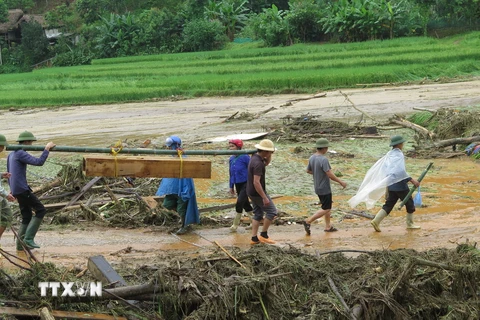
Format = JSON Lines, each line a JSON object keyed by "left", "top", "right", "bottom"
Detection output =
{"left": 406, "top": 213, "right": 420, "bottom": 229}
{"left": 16, "top": 224, "right": 28, "bottom": 250}
{"left": 24, "top": 217, "right": 42, "bottom": 249}
{"left": 230, "top": 212, "right": 242, "bottom": 232}
{"left": 371, "top": 209, "right": 388, "bottom": 232}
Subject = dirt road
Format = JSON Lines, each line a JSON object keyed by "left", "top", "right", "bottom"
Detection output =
{"left": 2, "top": 79, "right": 480, "bottom": 145}
{"left": 1, "top": 79, "right": 480, "bottom": 271}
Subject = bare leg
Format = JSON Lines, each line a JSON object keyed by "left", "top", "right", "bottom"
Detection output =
{"left": 306, "top": 209, "right": 329, "bottom": 225}
{"left": 0, "top": 226, "right": 5, "bottom": 239}
{"left": 323, "top": 210, "right": 332, "bottom": 230}
{"left": 261, "top": 218, "right": 272, "bottom": 233}
{"left": 251, "top": 219, "right": 260, "bottom": 238}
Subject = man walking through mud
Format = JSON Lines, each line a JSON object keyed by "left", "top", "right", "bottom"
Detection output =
{"left": 247, "top": 139, "right": 277, "bottom": 245}
{"left": 348, "top": 135, "right": 421, "bottom": 231}
{"left": 7, "top": 131, "right": 55, "bottom": 250}
{"left": 303, "top": 138, "right": 347, "bottom": 235}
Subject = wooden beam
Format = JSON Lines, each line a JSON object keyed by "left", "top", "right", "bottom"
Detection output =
{"left": 83, "top": 155, "right": 211, "bottom": 179}
{"left": 87, "top": 255, "right": 128, "bottom": 287}
{"left": 0, "top": 307, "right": 127, "bottom": 320}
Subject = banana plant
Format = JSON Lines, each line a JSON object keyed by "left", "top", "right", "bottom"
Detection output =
{"left": 204, "top": 0, "right": 249, "bottom": 41}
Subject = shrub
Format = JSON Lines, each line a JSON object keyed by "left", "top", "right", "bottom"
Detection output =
{"left": 182, "top": 19, "right": 227, "bottom": 52}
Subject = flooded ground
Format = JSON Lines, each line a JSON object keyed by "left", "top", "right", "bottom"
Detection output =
{"left": 1, "top": 79, "right": 479, "bottom": 272}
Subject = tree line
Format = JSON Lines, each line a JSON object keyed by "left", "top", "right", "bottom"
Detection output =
{"left": 0, "top": 0, "right": 479, "bottom": 73}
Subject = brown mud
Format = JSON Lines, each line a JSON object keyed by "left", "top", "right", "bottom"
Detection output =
{"left": 1, "top": 79, "right": 479, "bottom": 271}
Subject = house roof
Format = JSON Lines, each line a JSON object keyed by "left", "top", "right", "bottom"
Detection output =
{"left": 21, "top": 14, "right": 47, "bottom": 27}
{"left": 0, "top": 9, "right": 24, "bottom": 33}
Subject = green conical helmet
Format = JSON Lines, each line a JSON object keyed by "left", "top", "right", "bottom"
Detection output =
{"left": 17, "top": 131, "right": 37, "bottom": 142}
{"left": 0, "top": 134, "right": 7, "bottom": 146}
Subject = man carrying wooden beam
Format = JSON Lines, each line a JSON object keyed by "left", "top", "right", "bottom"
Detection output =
{"left": 155, "top": 136, "right": 199, "bottom": 235}
{"left": 7, "top": 131, "right": 56, "bottom": 249}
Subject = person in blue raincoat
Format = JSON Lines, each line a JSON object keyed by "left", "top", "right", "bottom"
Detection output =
{"left": 155, "top": 136, "right": 199, "bottom": 234}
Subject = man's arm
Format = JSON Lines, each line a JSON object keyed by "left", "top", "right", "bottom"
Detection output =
{"left": 326, "top": 170, "right": 347, "bottom": 189}
{"left": 17, "top": 141, "right": 56, "bottom": 166}
{"left": 253, "top": 175, "right": 270, "bottom": 206}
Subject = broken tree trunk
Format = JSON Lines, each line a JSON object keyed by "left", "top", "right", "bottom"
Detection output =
{"left": 390, "top": 114, "right": 436, "bottom": 139}
{"left": 432, "top": 135, "right": 480, "bottom": 149}
{"left": 32, "top": 178, "right": 63, "bottom": 195}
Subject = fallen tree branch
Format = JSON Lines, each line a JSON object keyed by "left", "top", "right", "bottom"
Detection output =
{"left": 254, "top": 106, "right": 276, "bottom": 118}
{"left": 432, "top": 135, "right": 480, "bottom": 149}
{"left": 222, "top": 111, "right": 239, "bottom": 122}
{"left": 339, "top": 91, "right": 378, "bottom": 125}
{"left": 286, "top": 92, "right": 326, "bottom": 103}
{"left": 348, "top": 210, "right": 375, "bottom": 220}
{"left": 390, "top": 114, "right": 435, "bottom": 139}
{"left": 327, "top": 276, "right": 357, "bottom": 320}
{"left": 32, "top": 178, "right": 63, "bottom": 195}
{"left": 317, "top": 249, "right": 373, "bottom": 256}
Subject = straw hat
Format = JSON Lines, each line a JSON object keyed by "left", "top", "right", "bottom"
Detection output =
{"left": 255, "top": 139, "right": 275, "bottom": 152}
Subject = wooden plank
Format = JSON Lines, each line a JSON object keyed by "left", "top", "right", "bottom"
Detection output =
{"left": 83, "top": 155, "right": 211, "bottom": 178}
{"left": 87, "top": 255, "right": 137, "bottom": 305}
{"left": 87, "top": 255, "right": 128, "bottom": 287}
{"left": 0, "top": 307, "right": 127, "bottom": 320}
{"left": 65, "top": 177, "right": 102, "bottom": 208}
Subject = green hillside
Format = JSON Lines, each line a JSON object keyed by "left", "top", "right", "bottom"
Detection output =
{"left": 1, "top": 32, "right": 479, "bottom": 108}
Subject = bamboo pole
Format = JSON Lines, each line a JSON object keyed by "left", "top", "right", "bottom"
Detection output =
{"left": 398, "top": 162, "right": 433, "bottom": 210}
{"left": 6, "top": 145, "right": 257, "bottom": 155}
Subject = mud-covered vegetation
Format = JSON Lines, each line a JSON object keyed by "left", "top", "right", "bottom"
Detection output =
{"left": 2, "top": 243, "right": 480, "bottom": 319}
{"left": 1, "top": 107, "right": 479, "bottom": 319}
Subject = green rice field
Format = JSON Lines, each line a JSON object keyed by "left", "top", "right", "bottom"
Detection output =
{"left": 1, "top": 32, "right": 479, "bottom": 108}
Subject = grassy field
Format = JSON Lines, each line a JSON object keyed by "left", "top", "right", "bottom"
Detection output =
{"left": 0, "top": 32, "right": 479, "bottom": 108}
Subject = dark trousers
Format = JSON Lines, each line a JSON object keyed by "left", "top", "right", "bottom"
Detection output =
{"left": 383, "top": 189, "right": 415, "bottom": 214}
{"left": 15, "top": 190, "right": 46, "bottom": 225}
{"left": 234, "top": 182, "right": 253, "bottom": 213}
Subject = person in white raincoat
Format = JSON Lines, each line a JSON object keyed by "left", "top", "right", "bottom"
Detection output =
{"left": 348, "top": 135, "right": 420, "bottom": 232}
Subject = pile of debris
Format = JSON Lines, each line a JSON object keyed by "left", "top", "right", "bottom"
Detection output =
{"left": 1, "top": 243, "right": 480, "bottom": 319}
{"left": 269, "top": 113, "right": 381, "bottom": 142}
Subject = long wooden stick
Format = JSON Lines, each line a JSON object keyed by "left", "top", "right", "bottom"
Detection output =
{"left": 339, "top": 91, "right": 378, "bottom": 124}
{"left": 170, "top": 233, "right": 205, "bottom": 248}
{"left": 327, "top": 276, "right": 357, "bottom": 320}
{"left": 214, "top": 240, "right": 247, "bottom": 269}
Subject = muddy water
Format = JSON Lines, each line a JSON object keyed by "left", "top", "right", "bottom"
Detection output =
{"left": 1, "top": 155, "right": 478, "bottom": 271}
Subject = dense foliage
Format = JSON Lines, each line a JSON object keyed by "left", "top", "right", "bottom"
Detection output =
{"left": 0, "top": 32, "right": 479, "bottom": 107}
{"left": 0, "top": 0, "right": 478, "bottom": 74}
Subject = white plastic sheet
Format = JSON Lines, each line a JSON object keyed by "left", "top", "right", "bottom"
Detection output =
{"left": 348, "top": 149, "right": 409, "bottom": 209}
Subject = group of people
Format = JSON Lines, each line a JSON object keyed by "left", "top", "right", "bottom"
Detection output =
{"left": 0, "top": 132, "right": 421, "bottom": 252}
{"left": 227, "top": 134, "right": 422, "bottom": 245}
{"left": 0, "top": 131, "right": 55, "bottom": 251}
